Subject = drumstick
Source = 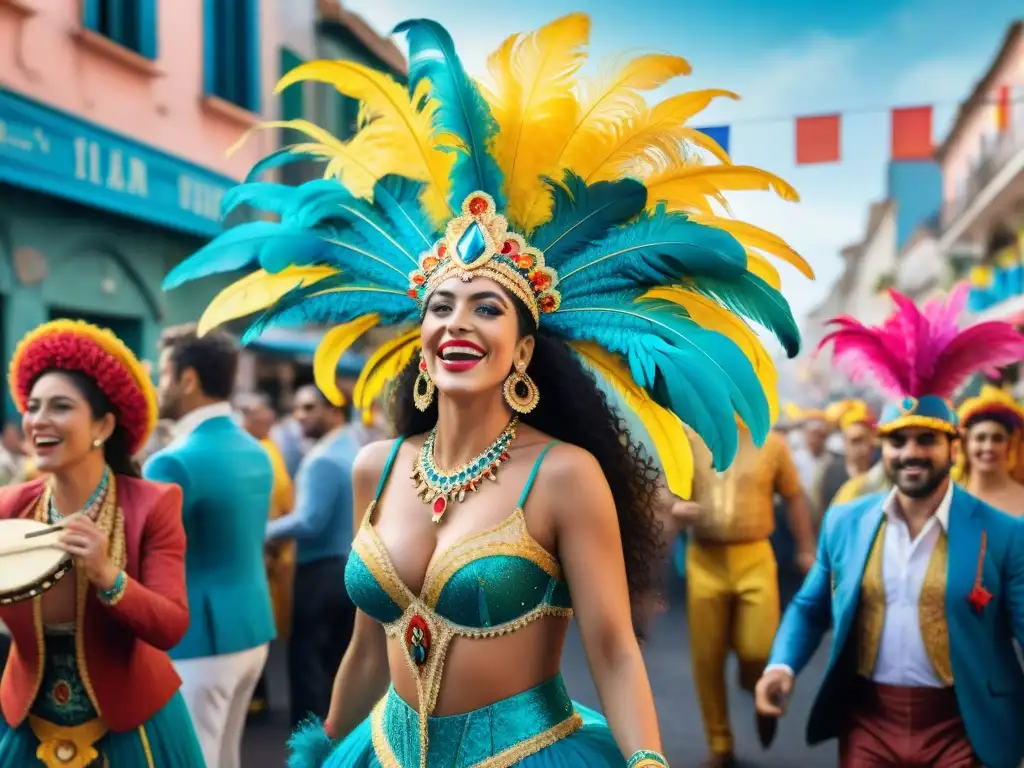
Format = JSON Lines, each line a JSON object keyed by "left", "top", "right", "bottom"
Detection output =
{"left": 21, "top": 512, "right": 82, "bottom": 540}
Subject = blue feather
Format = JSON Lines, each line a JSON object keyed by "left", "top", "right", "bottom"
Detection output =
{"left": 531, "top": 172, "right": 646, "bottom": 262}
{"left": 242, "top": 283, "right": 417, "bottom": 343}
{"left": 285, "top": 717, "right": 336, "bottom": 768}
{"left": 546, "top": 300, "right": 771, "bottom": 469}
{"left": 688, "top": 272, "right": 801, "bottom": 357}
{"left": 373, "top": 176, "right": 439, "bottom": 254}
{"left": 555, "top": 207, "right": 747, "bottom": 300}
{"left": 393, "top": 19, "right": 505, "bottom": 209}
{"left": 221, "top": 182, "right": 294, "bottom": 219}
{"left": 245, "top": 146, "right": 328, "bottom": 183}
{"left": 162, "top": 222, "right": 317, "bottom": 290}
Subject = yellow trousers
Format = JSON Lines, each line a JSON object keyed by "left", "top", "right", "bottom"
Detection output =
{"left": 685, "top": 538, "right": 779, "bottom": 756}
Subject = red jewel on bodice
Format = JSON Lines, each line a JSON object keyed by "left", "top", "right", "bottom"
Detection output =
{"left": 406, "top": 614, "right": 431, "bottom": 665}
{"left": 52, "top": 680, "right": 71, "bottom": 706}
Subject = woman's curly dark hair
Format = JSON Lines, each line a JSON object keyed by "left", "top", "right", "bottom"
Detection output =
{"left": 391, "top": 299, "right": 665, "bottom": 639}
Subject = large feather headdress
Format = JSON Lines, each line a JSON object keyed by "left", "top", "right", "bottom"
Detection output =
{"left": 163, "top": 14, "right": 813, "bottom": 497}
{"left": 818, "top": 284, "right": 1024, "bottom": 435}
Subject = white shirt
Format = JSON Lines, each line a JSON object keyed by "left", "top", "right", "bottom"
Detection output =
{"left": 172, "top": 402, "right": 234, "bottom": 442}
{"left": 771, "top": 481, "right": 954, "bottom": 685}
{"left": 871, "top": 481, "right": 953, "bottom": 687}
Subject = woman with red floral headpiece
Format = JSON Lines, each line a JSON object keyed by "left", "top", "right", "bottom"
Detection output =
{"left": 0, "top": 320, "right": 205, "bottom": 767}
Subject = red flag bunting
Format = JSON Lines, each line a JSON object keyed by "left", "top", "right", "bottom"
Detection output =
{"left": 795, "top": 115, "right": 840, "bottom": 164}
{"left": 891, "top": 106, "right": 933, "bottom": 160}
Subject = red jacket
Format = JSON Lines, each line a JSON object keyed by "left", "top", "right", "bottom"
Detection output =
{"left": 0, "top": 476, "right": 189, "bottom": 732}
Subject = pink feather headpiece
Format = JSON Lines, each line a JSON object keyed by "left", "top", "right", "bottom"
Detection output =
{"left": 819, "top": 284, "right": 1024, "bottom": 400}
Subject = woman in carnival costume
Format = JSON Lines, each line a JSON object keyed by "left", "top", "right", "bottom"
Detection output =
{"left": 954, "top": 384, "right": 1024, "bottom": 516}
{"left": 165, "top": 13, "right": 810, "bottom": 768}
{"left": 0, "top": 320, "right": 205, "bottom": 766}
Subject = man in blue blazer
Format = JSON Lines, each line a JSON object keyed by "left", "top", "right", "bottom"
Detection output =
{"left": 144, "top": 327, "right": 276, "bottom": 768}
{"left": 755, "top": 291, "right": 1024, "bottom": 768}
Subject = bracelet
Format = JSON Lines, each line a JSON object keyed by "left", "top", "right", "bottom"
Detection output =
{"left": 627, "top": 750, "right": 669, "bottom": 768}
{"left": 97, "top": 570, "right": 127, "bottom": 606}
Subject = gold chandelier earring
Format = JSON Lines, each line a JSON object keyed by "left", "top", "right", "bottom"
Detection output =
{"left": 413, "top": 352, "right": 435, "bottom": 412}
{"left": 503, "top": 363, "right": 539, "bottom": 414}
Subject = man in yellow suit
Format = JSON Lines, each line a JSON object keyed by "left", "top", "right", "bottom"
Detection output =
{"left": 679, "top": 425, "right": 815, "bottom": 768}
{"left": 239, "top": 393, "right": 295, "bottom": 716}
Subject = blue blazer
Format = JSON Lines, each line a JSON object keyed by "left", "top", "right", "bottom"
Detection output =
{"left": 144, "top": 416, "right": 276, "bottom": 660}
{"left": 769, "top": 485, "right": 1024, "bottom": 768}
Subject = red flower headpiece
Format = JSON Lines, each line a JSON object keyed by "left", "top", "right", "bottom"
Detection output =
{"left": 8, "top": 320, "right": 158, "bottom": 456}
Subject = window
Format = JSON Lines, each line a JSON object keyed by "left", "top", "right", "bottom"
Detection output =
{"left": 204, "top": 0, "right": 261, "bottom": 112}
{"left": 82, "top": 0, "right": 157, "bottom": 59}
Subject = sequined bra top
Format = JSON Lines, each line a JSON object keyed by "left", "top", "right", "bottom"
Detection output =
{"left": 344, "top": 439, "right": 573, "bottom": 721}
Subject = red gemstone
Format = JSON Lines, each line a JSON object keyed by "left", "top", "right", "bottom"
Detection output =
{"left": 502, "top": 239, "right": 520, "bottom": 256}
{"left": 53, "top": 681, "right": 71, "bottom": 706}
{"left": 500, "top": 452, "right": 509, "bottom": 461}
{"left": 432, "top": 496, "right": 447, "bottom": 519}
{"left": 407, "top": 288, "right": 419, "bottom": 298}
{"left": 437, "top": 245, "right": 447, "bottom": 257}
{"left": 469, "top": 196, "right": 488, "bottom": 215}
{"left": 419, "top": 359, "right": 427, "bottom": 371}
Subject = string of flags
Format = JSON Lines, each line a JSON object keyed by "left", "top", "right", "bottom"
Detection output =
{"left": 696, "top": 85, "right": 1020, "bottom": 165}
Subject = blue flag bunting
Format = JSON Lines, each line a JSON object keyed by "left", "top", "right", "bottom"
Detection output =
{"left": 696, "top": 125, "right": 731, "bottom": 155}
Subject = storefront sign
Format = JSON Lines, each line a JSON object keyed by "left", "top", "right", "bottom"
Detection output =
{"left": 0, "top": 90, "right": 236, "bottom": 238}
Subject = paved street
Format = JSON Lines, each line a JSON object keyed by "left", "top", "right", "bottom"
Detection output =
{"left": 242, "top": 571, "right": 837, "bottom": 767}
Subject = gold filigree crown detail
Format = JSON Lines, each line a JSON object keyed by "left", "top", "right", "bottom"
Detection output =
{"left": 406, "top": 192, "right": 560, "bottom": 324}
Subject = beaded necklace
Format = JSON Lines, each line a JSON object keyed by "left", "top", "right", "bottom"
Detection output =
{"left": 411, "top": 417, "right": 518, "bottom": 524}
{"left": 47, "top": 466, "right": 111, "bottom": 525}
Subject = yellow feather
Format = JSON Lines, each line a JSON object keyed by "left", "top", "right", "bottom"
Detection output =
{"left": 314, "top": 314, "right": 381, "bottom": 406}
{"left": 745, "top": 250, "right": 782, "bottom": 289}
{"left": 480, "top": 13, "right": 591, "bottom": 232}
{"left": 354, "top": 328, "right": 421, "bottom": 420}
{"left": 693, "top": 215, "right": 814, "bottom": 279}
{"left": 275, "top": 61, "right": 454, "bottom": 223}
{"left": 197, "top": 266, "right": 340, "bottom": 337}
{"left": 646, "top": 164, "right": 800, "bottom": 211}
{"left": 641, "top": 286, "right": 780, "bottom": 425}
{"left": 517, "top": 52, "right": 690, "bottom": 224}
{"left": 579, "top": 90, "right": 739, "bottom": 184}
{"left": 572, "top": 342, "right": 693, "bottom": 498}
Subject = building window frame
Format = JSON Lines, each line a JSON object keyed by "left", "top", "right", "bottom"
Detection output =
{"left": 204, "top": 0, "right": 262, "bottom": 113}
{"left": 82, "top": 0, "right": 157, "bottom": 60}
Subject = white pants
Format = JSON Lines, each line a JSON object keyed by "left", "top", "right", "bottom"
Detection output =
{"left": 175, "top": 644, "right": 269, "bottom": 768}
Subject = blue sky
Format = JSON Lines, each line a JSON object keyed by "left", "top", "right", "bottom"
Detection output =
{"left": 344, "top": 0, "right": 1021, "bottom": 342}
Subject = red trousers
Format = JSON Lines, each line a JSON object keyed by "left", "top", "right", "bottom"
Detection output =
{"left": 839, "top": 679, "right": 978, "bottom": 767}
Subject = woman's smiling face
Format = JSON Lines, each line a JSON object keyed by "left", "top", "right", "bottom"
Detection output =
{"left": 420, "top": 276, "right": 534, "bottom": 401}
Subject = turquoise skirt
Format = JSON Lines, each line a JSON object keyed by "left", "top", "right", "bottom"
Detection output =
{"left": 0, "top": 691, "right": 205, "bottom": 767}
{"left": 289, "top": 674, "right": 625, "bottom": 768}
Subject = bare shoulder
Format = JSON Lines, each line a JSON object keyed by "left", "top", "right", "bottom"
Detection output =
{"left": 352, "top": 436, "right": 425, "bottom": 493}
{"left": 527, "top": 439, "right": 609, "bottom": 511}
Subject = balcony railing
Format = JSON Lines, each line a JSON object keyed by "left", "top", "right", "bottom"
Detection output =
{"left": 942, "top": 120, "right": 1024, "bottom": 230}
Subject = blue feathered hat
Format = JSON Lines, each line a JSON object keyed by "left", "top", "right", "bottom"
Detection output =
{"left": 163, "top": 14, "right": 813, "bottom": 497}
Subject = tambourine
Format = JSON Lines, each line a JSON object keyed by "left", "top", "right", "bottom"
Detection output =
{"left": 0, "top": 517, "right": 73, "bottom": 605}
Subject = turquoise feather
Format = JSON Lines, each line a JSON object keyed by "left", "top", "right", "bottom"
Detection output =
{"left": 242, "top": 281, "right": 417, "bottom": 343}
{"left": 530, "top": 172, "right": 646, "bottom": 261}
{"left": 546, "top": 301, "right": 770, "bottom": 467}
{"left": 394, "top": 19, "right": 505, "bottom": 210}
{"left": 372, "top": 176, "right": 438, "bottom": 254}
{"left": 245, "top": 145, "right": 330, "bottom": 183}
{"left": 162, "top": 222, "right": 321, "bottom": 289}
{"left": 556, "top": 207, "right": 747, "bottom": 300}
{"left": 285, "top": 717, "right": 336, "bottom": 768}
{"left": 688, "top": 272, "right": 801, "bottom": 356}
{"left": 221, "top": 182, "right": 294, "bottom": 218}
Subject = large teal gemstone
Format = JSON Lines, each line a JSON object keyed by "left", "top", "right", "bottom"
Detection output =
{"left": 456, "top": 222, "right": 488, "bottom": 264}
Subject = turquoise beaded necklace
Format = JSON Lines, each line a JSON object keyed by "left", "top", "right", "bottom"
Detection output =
{"left": 411, "top": 416, "right": 518, "bottom": 524}
{"left": 48, "top": 466, "right": 111, "bottom": 525}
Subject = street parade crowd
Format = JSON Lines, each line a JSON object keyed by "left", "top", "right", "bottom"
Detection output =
{"left": 0, "top": 11, "right": 1023, "bottom": 768}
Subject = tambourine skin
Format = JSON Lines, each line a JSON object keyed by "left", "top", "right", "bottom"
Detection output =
{"left": 0, "top": 518, "right": 73, "bottom": 605}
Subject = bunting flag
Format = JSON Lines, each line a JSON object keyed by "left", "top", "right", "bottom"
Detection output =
{"left": 795, "top": 114, "right": 840, "bottom": 164}
{"left": 891, "top": 106, "right": 933, "bottom": 160}
{"left": 691, "top": 91, "right": 1022, "bottom": 166}
{"left": 996, "top": 85, "right": 1011, "bottom": 133}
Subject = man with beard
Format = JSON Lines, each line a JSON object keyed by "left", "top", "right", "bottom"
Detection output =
{"left": 144, "top": 327, "right": 276, "bottom": 768}
{"left": 754, "top": 286, "right": 1024, "bottom": 768}
{"left": 265, "top": 383, "right": 358, "bottom": 730}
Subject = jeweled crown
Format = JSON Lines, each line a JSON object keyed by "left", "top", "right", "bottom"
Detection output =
{"left": 407, "top": 192, "right": 560, "bottom": 324}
